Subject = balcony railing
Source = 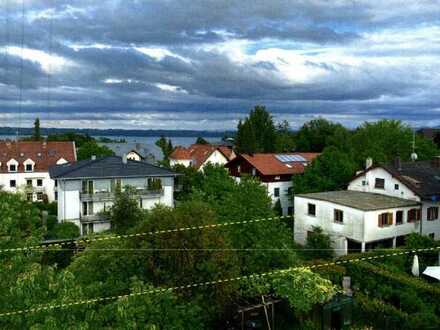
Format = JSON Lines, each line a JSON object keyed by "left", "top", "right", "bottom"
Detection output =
{"left": 80, "top": 188, "right": 164, "bottom": 201}
{"left": 80, "top": 213, "right": 108, "bottom": 223}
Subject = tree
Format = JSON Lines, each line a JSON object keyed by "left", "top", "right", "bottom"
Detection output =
{"left": 352, "top": 119, "right": 438, "bottom": 164}
{"left": 295, "top": 118, "right": 351, "bottom": 152}
{"left": 32, "top": 118, "right": 42, "bottom": 141}
{"left": 109, "top": 186, "right": 146, "bottom": 233}
{"left": 155, "top": 135, "right": 174, "bottom": 160}
{"left": 304, "top": 226, "right": 333, "bottom": 260}
{"left": 275, "top": 120, "right": 295, "bottom": 152}
{"left": 76, "top": 141, "right": 114, "bottom": 161}
{"left": 434, "top": 132, "right": 440, "bottom": 149}
{"left": 235, "top": 105, "right": 277, "bottom": 154}
{"left": 293, "top": 146, "right": 358, "bottom": 194}
{"left": 195, "top": 137, "right": 209, "bottom": 144}
{"left": 47, "top": 132, "right": 94, "bottom": 148}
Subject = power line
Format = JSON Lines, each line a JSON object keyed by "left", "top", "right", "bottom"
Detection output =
{"left": 0, "top": 246, "right": 437, "bottom": 318}
{"left": 0, "top": 215, "right": 291, "bottom": 253}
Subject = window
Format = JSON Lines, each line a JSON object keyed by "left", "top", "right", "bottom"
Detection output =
{"left": 82, "top": 180, "right": 94, "bottom": 194}
{"left": 36, "top": 192, "right": 43, "bottom": 201}
{"left": 429, "top": 233, "right": 435, "bottom": 239}
{"left": 139, "top": 198, "right": 143, "bottom": 208}
{"left": 334, "top": 209, "right": 344, "bottom": 223}
{"left": 25, "top": 164, "right": 33, "bottom": 172}
{"left": 37, "top": 179, "right": 43, "bottom": 187}
{"left": 378, "top": 212, "right": 393, "bottom": 227}
{"left": 251, "top": 168, "right": 256, "bottom": 176}
{"left": 274, "top": 187, "right": 280, "bottom": 197}
{"left": 55, "top": 180, "right": 58, "bottom": 187}
{"left": 110, "top": 179, "right": 121, "bottom": 192}
{"left": 407, "top": 208, "right": 421, "bottom": 222}
{"left": 26, "top": 193, "right": 33, "bottom": 201}
{"left": 82, "top": 223, "right": 94, "bottom": 235}
{"left": 10, "top": 180, "right": 16, "bottom": 188}
{"left": 287, "top": 187, "right": 293, "bottom": 195}
{"left": 362, "top": 180, "right": 367, "bottom": 186}
{"left": 395, "top": 184, "right": 399, "bottom": 190}
{"left": 54, "top": 191, "right": 58, "bottom": 201}
{"left": 375, "top": 178, "right": 385, "bottom": 189}
{"left": 287, "top": 207, "right": 293, "bottom": 215}
{"left": 82, "top": 202, "right": 94, "bottom": 216}
{"left": 9, "top": 164, "right": 17, "bottom": 172}
{"left": 26, "top": 179, "right": 32, "bottom": 187}
{"left": 428, "top": 207, "right": 439, "bottom": 221}
{"left": 308, "top": 203, "right": 316, "bottom": 216}
{"left": 396, "top": 210, "right": 404, "bottom": 225}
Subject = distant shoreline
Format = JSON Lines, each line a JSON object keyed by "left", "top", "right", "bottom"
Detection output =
{"left": 0, "top": 127, "right": 234, "bottom": 138}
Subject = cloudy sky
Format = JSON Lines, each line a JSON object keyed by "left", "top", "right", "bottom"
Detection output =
{"left": 1, "top": 0, "right": 440, "bottom": 131}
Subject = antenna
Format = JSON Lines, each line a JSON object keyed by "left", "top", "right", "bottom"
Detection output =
{"left": 411, "top": 129, "right": 418, "bottom": 162}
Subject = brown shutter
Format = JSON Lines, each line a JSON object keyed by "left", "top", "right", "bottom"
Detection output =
{"left": 378, "top": 214, "right": 382, "bottom": 227}
{"left": 389, "top": 212, "right": 393, "bottom": 225}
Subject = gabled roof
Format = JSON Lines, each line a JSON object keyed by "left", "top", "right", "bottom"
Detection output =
{"left": 226, "top": 152, "right": 320, "bottom": 176}
{"left": 49, "top": 156, "right": 178, "bottom": 180}
{"left": 98, "top": 142, "right": 163, "bottom": 163}
{"left": 0, "top": 141, "right": 76, "bottom": 173}
{"left": 169, "top": 144, "right": 235, "bottom": 169}
{"left": 296, "top": 190, "right": 420, "bottom": 211}
{"left": 352, "top": 159, "right": 440, "bottom": 200}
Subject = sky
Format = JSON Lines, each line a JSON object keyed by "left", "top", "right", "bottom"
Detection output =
{"left": 1, "top": 0, "right": 440, "bottom": 131}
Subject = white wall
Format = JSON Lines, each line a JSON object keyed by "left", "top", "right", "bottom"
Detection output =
{"left": 127, "top": 151, "right": 141, "bottom": 161}
{"left": 349, "top": 168, "right": 420, "bottom": 201}
{"left": 199, "top": 150, "right": 228, "bottom": 171}
{"left": 421, "top": 201, "right": 440, "bottom": 239}
{"left": 170, "top": 159, "right": 192, "bottom": 167}
{"left": 0, "top": 172, "right": 57, "bottom": 202}
{"left": 265, "top": 181, "right": 293, "bottom": 215}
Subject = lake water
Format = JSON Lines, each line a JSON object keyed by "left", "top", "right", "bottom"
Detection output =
{"left": 0, "top": 135, "right": 207, "bottom": 147}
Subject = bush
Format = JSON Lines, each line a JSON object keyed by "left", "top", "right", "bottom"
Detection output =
{"left": 305, "top": 226, "right": 333, "bottom": 260}
{"left": 48, "top": 222, "right": 80, "bottom": 239}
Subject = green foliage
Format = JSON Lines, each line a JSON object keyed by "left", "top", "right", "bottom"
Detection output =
{"left": 304, "top": 226, "right": 333, "bottom": 260}
{"left": 273, "top": 199, "right": 283, "bottom": 216}
{"left": 275, "top": 120, "right": 295, "bottom": 152}
{"left": 47, "top": 132, "right": 94, "bottom": 148}
{"left": 295, "top": 118, "right": 351, "bottom": 152}
{"left": 76, "top": 140, "right": 115, "bottom": 161}
{"left": 235, "top": 105, "right": 277, "bottom": 154}
{"left": 32, "top": 118, "right": 42, "bottom": 141}
{"left": 352, "top": 119, "right": 439, "bottom": 163}
{"left": 293, "top": 146, "right": 358, "bottom": 194}
{"left": 147, "top": 178, "right": 162, "bottom": 191}
{"left": 405, "top": 233, "right": 437, "bottom": 250}
{"left": 155, "top": 135, "right": 174, "bottom": 161}
{"left": 195, "top": 136, "right": 209, "bottom": 144}
{"left": 172, "top": 164, "right": 204, "bottom": 200}
{"left": 47, "top": 222, "right": 80, "bottom": 239}
{"left": 109, "top": 187, "right": 146, "bottom": 233}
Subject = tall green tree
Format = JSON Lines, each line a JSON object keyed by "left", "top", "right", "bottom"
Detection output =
{"left": 195, "top": 137, "right": 209, "bottom": 144}
{"left": 295, "top": 118, "right": 351, "bottom": 152}
{"left": 109, "top": 186, "right": 145, "bottom": 233}
{"left": 293, "top": 146, "right": 358, "bottom": 194}
{"left": 235, "top": 105, "right": 277, "bottom": 154}
{"left": 275, "top": 120, "right": 295, "bottom": 152}
{"left": 32, "top": 118, "right": 42, "bottom": 141}
{"left": 76, "top": 141, "right": 114, "bottom": 160}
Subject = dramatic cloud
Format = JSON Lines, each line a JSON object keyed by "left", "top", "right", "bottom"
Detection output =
{"left": 0, "top": 0, "right": 440, "bottom": 130}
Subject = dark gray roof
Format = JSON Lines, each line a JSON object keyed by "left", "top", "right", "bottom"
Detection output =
{"left": 382, "top": 160, "right": 440, "bottom": 201}
{"left": 296, "top": 190, "right": 420, "bottom": 211}
{"left": 49, "top": 156, "right": 178, "bottom": 180}
{"left": 98, "top": 142, "right": 163, "bottom": 163}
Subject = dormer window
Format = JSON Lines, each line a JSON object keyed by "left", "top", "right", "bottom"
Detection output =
{"left": 56, "top": 158, "right": 68, "bottom": 165}
{"left": 23, "top": 159, "right": 35, "bottom": 172}
{"left": 7, "top": 159, "right": 18, "bottom": 172}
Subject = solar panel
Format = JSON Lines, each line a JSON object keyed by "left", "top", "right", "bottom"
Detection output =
{"left": 275, "top": 154, "right": 306, "bottom": 163}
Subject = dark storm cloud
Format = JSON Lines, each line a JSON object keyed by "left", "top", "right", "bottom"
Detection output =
{"left": 1, "top": 0, "right": 440, "bottom": 129}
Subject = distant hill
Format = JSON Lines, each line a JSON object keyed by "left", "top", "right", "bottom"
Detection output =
{"left": 0, "top": 127, "right": 235, "bottom": 138}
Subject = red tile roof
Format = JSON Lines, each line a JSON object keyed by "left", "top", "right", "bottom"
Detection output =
{"left": 229, "top": 152, "right": 320, "bottom": 176}
{"left": 0, "top": 141, "right": 76, "bottom": 173}
{"left": 170, "top": 144, "right": 235, "bottom": 169}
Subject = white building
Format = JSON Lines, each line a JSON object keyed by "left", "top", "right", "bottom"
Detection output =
{"left": 49, "top": 155, "right": 179, "bottom": 235}
{"left": 225, "top": 153, "right": 320, "bottom": 215}
{"left": 0, "top": 141, "right": 76, "bottom": 202}
{"left": 169, "top": 144, "right": 235, "bottom": 171}
{"left": 294, "top": 157, "right": 440, "bottom": 255}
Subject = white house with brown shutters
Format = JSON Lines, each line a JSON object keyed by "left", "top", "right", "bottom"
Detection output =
{"left": 294, "top": 157, "right": 440, "bottom": 255}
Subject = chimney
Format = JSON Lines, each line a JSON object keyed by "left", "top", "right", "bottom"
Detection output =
{"left": 122, "top": 154, "right": 128, "bottom": 164}
{"left": 432, "top": 156, "right": 440, "bottom": 168}
{"left": 365, "top": 157, "right": 373, "bottom": 170}
{"left": 394, "top": 156, "right": 402, "bottom": 171}
{"left": 91, "top": 155, "right": 96, "bottom": 160}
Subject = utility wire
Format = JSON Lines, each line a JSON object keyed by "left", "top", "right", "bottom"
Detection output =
{"left": 0, "top": 246, "right": 437, "bottom": 318}
{"left": 0, "top": 215, "right": 292, "bottom": 253}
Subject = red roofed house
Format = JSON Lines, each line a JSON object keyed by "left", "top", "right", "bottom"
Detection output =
{"left": 225, "top": 153, "right": 320, "bottom": 215}
{"left": 169, "top": 144, "right": 236, "bottom": 171}
{"left": 0, "top": 141, "right": 76, "bottom": 202}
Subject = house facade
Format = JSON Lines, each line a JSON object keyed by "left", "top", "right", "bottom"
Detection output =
{"left": 99, "top": 142, "right": 163, "bottom": 164}
{"left": 169, "top": 144, "right": 236, "bottom": 170}
{"left": 0, "top": 141, "right": 76, "bottom": 202}
{"left": 225, "top": 153, "right": 320, "bottom": 215}
{"left": 294, "top": 157, "right": 440, "bottom": 255}
{"left": 49, "top": 155, "right": 178, "bottom": 235}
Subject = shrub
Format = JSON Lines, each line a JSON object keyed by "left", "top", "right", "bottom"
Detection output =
{"left": 48, "top": 222, "right": 79, "bottom": 239}
{"left": 305, "top": 226, "right": 333, "bottom": 260}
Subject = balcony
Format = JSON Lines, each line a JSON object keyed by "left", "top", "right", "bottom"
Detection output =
{"left": 80, "top": 213, "right": 108, "bottom": 223}
{"left": 80, "top": 188, "right": 164, "bottom": 202}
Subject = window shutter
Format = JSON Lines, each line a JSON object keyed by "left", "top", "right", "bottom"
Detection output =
{"left": 389, "top": 213, "right": 393, "bottom": 225}
{"left": 378, "top": 215, "right": 382, "bottom": 227}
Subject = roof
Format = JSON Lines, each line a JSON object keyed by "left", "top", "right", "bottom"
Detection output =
{"left": 49, "top": 155, "right": 178, "bottom": 180}
{"left": 0, "top": 141, "right": 76, "bottom": 173}
{"left": 98, "top": 142, "right": 163, "bottom": 163}
{"left": 353, "top": 159, "right": 440, "bottom": 200}
{"left": 423, "top": 266, "right": 440, "bottom": 281}
{"left": 296, "top": 190, "right": 420, "bottom": 211}
{"left": 227, "top": 152, "right": 320, "bottom": 176}
{"left": 170, "top": 144, "right": 235, "bottom": 169}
